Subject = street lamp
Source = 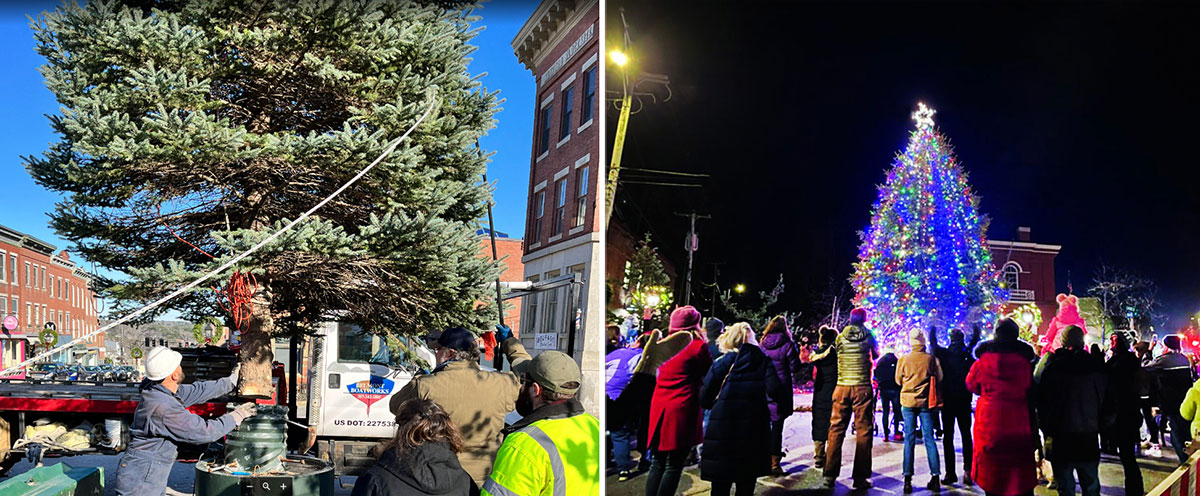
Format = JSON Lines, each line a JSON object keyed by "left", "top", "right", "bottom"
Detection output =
{"left": 1021, "top": 311, "right": 1034, "bottom": 327}
{"left": 645, "top": 293, "right": 661, "bottom": 308}
{"left": 609, "top": 50, "right": 628, "bottom": 67}
{"left": 734, "top": 284, "right": 746, "bottom": 294}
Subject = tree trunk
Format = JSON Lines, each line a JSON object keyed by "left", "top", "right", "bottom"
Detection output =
{"left": 238, "top": 282, "right": 276, "bottom": 399}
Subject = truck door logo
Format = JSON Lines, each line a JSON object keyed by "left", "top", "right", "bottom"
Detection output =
{"left": 347, "top": 375, "right": 395, "bottom": 415}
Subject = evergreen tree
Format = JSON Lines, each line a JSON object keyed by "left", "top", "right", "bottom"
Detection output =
{"left": 623, "top": 234, "right": 672, "bottom": 311}
{"left": 25, "top": 1, "right": 500, "bottom": 395}
{"left": 851, "top": 103, "right": 1006, "bottom": 350}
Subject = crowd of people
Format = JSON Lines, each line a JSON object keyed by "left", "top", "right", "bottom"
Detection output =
{"left": 353, "top": 325, "right": 600, "bottom": 496}
{"left": 606, "top": 305, "right": 1200, "bottom": 496}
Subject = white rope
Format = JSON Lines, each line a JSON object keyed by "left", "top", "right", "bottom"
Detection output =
{"left": 2, "top": 96, "right": 439, "bottom": 376}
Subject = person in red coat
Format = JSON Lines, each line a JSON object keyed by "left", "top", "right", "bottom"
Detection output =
{"left": 965, "top": 318, "right": 1039, "bottom": 496}
{"left": 645, "top": 306, "right": 713, "bottom": 496}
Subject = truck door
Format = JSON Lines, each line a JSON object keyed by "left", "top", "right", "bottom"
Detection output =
{"left": 318, "top": 323, "right": 415, "bottom": 439}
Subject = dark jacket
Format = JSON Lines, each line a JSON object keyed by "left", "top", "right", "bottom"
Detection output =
{"left": 1035, "top": 347, "right": 1108, "bottom": 462}
{"left": 1106, "top": 349, "right": 1146, "bottom": 439}
{"left": 700, "top": 344, "right": 788, "bottom": 482}
{"left": 932, "top": 328, "right": 980, "bottom": 405}
{"left": 812, "top": 344, "right": 837, "bottom": 403}
{"left": 760, "top": 331, "right": 803, "bottom": 421}
{"left": 874, "top": 353, "right": 899, "bottom": 392}
{"left": 351, "top": 442, "right": 480, "bottom": 496}
{"left": 1149, "top": 351, "right": 1197, "bottom": 416}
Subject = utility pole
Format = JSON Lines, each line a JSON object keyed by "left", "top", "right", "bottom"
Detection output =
{"left": 674, "top": 211, "right": 710, "bottom": 306}
{"left": 709, "top": 262, "right": 724, "bottom": 316}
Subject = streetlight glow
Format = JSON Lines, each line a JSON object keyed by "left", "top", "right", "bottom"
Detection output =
{"left": 609, "top": 50, "right": 628, "bottom": 67}
{"left": 734, "top": 284, "right": 746, "bottom": 294}
{"left": 646, "top": 293, "right": 661, "bottom": 307}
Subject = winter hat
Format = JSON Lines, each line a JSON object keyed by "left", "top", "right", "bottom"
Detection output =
{"left": 705, "top": 317, "right": 726, "bottom": 341}
{"left": 669, "top": 306, "right": 702, "bottom": 332}
{"left": 849, "top": 308, "right": 868, "bottom": 325}
{"left": 994, "top": 318, "right": 1020, "bottom": 341}
{"left": 145, "top": 346, "right": 183, "bottom": 381}
{"left": 909, "top": 329, "right": 927, "bottom": 352}
{"left": 430, "top": 327, "right": 477, "bottom": 352}
{"left": 1165, "top": 334, "right": 1182, "bottom": 351}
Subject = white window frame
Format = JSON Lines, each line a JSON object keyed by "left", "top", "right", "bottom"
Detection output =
{"left": 0, "top": 251, "right": 6, "bottom": 283}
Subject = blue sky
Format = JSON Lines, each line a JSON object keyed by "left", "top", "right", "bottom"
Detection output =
{"left": 0, "top": 1, "right": 534, "bottom": 265}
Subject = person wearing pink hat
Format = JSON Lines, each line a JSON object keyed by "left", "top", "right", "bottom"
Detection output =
{"left": 644, "top": 306, "right": 713, "bottom": 496}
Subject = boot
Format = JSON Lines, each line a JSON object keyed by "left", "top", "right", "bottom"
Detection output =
{"left": 927, "top": 478, "right": 941, "bottom": 492}
{"left": 813, "top": 441, "right": 826, "bottom": 469}
{"left": 770, "top": 455, "right": 784, "bottom": 475}
{"left": 903, "top": 476, "right": 913, "bottom": 494}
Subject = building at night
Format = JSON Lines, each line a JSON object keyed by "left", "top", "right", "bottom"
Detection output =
{"left": 988, "top": 226, "right": 1061, "bottom": 339}
{"left": 0, "top": 223, "right": 103, "bottom": 367}
{"left": 512, "top": 0, "right": 601, "bottom": 412}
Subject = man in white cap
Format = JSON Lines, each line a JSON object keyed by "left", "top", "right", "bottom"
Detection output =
{"left": 114, "top": 346, "right": 257, "bottom": 496}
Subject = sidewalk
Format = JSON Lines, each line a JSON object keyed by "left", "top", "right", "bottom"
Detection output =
{"left": 606, "top": 392, "right": 1178, "bottom": 495}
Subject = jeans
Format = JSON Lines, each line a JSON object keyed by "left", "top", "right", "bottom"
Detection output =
{"left": 825, "top": 385, "right": 875, "bottom": 482}
{"left": 1051, "top": 460, "right": 1099, "bottom": 496}
{"left": 941, "top": 401, "right": 972, "bottom": 477}
{"left": 644, "top": 449, "right": 688, "bottom": 496}
{"left": 709, "top": 477, "right": 756, "bottom": 496}
{"left": 1141, "top": 398, "right": 1159, "bottom": 444}
{"left": 611, "top": 425, "right": 637, "bottom": 471}
{"left": 770, "top": 419, "right": 786, "bottom": 455}
{"left": 1169, "top": 413, "right": 1192, "bottom": 463}
{"left": 1116, "top": 436, "right": 1145, "bottom": 496}
{"left": 902, "top": 406, "right": 940, "bottom": 477}
{"left": 880, "top": 389, "right": 901, "bottom": 434}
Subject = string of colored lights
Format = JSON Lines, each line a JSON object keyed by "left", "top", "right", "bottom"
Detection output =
{"left": 851, "top": 103, "right": 1007, "bottom": 351}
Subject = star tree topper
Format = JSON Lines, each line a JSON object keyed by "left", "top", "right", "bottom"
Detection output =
{"left": 911, "top": 102, "right": 936, "bottom": 129}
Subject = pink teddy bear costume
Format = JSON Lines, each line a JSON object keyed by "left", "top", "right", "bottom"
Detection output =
{"left": 1039, "top": 293, "right": 1088, "bottom": 355}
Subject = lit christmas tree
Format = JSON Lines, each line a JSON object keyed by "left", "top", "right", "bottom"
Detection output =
{"left": 851, "top": 103, "right": 1007, "bottom": 350}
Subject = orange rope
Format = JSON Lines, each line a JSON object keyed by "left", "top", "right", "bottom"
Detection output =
{"left": 156, "top": 205, "right": 256, "bottom": 331}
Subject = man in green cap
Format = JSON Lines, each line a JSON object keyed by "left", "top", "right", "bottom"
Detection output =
{"left": 482, "top": 351, "right": 599, "bottom": 496}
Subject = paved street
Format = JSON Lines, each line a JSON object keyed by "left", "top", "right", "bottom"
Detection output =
{"left": 607, "top": 393, "right": 1179, "bottom": 495}
{"left": 3, "top": 454, "right": 358, "bottom": 496}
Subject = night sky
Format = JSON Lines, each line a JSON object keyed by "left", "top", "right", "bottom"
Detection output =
{"left": 607, "top": 1, "right": 1200, "bottom": 330}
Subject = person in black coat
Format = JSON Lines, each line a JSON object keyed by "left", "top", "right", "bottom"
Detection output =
{"left": 700, "top": 323, "right": 789, "bottom": 496}
{"left": 353, "top": 398, "right": 480, "bottom": 496}
{"left": 1035, "top": 325, "right": 1108, "bottom": 496}
{"left": 931, "top": 325, "right": 980, "bottom": 486}
{"left": 809, "top": 326, "right": 839, "bottom": 469}
{"left": 1106, "top": 332, "right": 1145, "bottom": 496}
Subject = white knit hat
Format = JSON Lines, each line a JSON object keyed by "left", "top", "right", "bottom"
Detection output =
{"left": 145, "top": 346, "right": 183, "bottom": 381}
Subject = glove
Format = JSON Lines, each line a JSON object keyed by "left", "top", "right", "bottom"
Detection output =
{"left": 230, "top": 402, "right": 257, "bottom": 425}
{"left": 495, "top": 324, "right": 514, "bottom": 342}
{"left": 229, "top": 364, "right": 240, "bottom": 385}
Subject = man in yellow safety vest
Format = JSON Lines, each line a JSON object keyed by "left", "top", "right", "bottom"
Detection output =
{"left": 482, "top": 351, "right": 599, "bottom": 496}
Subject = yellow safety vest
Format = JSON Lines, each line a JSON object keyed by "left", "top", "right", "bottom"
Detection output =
{"left": 481, "top": 412, "right": 599, "bottom": 496}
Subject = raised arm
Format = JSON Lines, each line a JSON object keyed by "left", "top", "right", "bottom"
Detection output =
{"left": 175, "top": 376, "right": 234, "bottom": 407}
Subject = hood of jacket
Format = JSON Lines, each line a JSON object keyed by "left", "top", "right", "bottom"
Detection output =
{"left": 760, "top": 331, "right": 791, "bottom": 351}
{"left": 910, "top": 331, "right": 927, "bottom": 354}
{"left": 376, "top": 442, "right": 468, "bottom": 494}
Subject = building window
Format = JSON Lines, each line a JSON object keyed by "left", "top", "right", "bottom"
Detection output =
{"left": 49, "top": 276, "right": 54, "bottom": 298}
{"left": 9, "top": 256, "right": 15, "bottom": 285}
{"left": 0, "top": 252, "right": 5, "bottom": 282}
{"left": 26, "top": 303, "right": 31, "bottom": 329}
{"left": 581, "top": 66, "right": 597, "bottom": 125}
{"left": 66, "top": 311, "right": 70, "bottom": 333}
{"left": 1002, "top": 262, "right": 1020, "bottom": 289}
{"left": 539, "top": 104, "right": 552, "bottom": 155}
{"left": 552, "top": 180, "right": 567, "bottom": 236}
{"left": 41, "top": 267, "right": 46, "bottom": 291}
{"left": 24, "top": 263, "right": 30, "bottom": 288}
{"left": 574, "top": 166, "right": 589, "bottom": 227}
{"left": 0, "top": 296, "right": 5, "bottom": 316}
{"left": 559, "top": 87, "right": 574, "bottom": 140}
{"left": 531, "top": 191, "right": 545, "bottom": 242}
{"left": 525, "top": 276, "right": 540, "bottom": 332}
{"left": 544, "top": 271, "right": 560, "bottom": 332}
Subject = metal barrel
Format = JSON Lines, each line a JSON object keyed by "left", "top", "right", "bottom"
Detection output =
{"left": 223, "top": 404, "right": 288, "bottom": 473}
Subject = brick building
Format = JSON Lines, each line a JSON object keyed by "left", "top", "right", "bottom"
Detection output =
{"left": 476, "top": 230, "right": 525, "bottom": 336}
{"left": 0, "top": 223, "right": 103, "bottom": 368}
{"left": 988, "top": 226, "right": 1061, "bottom": 338}
{"left": 512, "top": 0, "right": 602, "bottom": 412}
